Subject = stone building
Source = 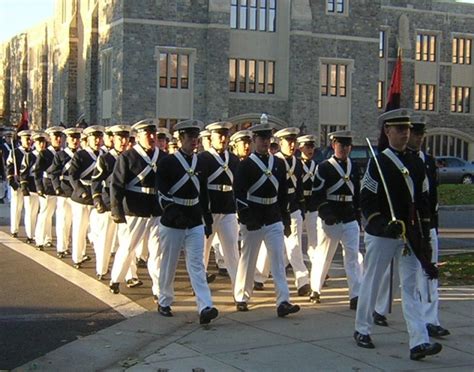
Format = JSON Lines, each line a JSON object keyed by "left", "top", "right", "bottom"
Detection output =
{"left": 0, "top": 0, "right": 474, "bottom": 160}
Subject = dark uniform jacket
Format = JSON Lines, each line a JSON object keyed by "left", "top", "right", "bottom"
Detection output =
{"left": 234, "top": 152, "right": 289, "bottom": 229}
{"left": 157, "top": 149, "right": 211, "bottom": 229}
{"left": 50, "top": 147, "right": 77, "bottom": 197}
{"left": 275, "top": 152, "right": 304, "bottom": 214}
{"left": 300, "top": 158, "right": 318, "bottom": 213}
{"left": 415, "top": 150, "right": 439, "bottom": 230}
{"left": 313, "top": 155, "right": 360, "bottom": 224}
{"left": 110, "top": 145, "right": 166, "bottom": 218}
{"left": 91, "top": 149, "right": 120, "bottom": 211}
{"left": 69, "top": 147, "right": 102, "bottom": 205}
{"left": 361, "top": 146, "right": 433, "bottom": 269}
{"left": 19, "top": 150, "right": 38, "bottom": 193}
{"left": 198, "top": 149, "right": 239, "bottom": 214}
{"left": 34, "top": 146, "right": 59, "bottom": 195}
{"left": 6, "top": 146, "right": 30, "bottom": 191}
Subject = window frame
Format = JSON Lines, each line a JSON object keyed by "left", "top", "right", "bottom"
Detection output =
{"left": 326, "top": 0, "right": 348, "bottom": 15}
{"left": 451, "top": 86, "right": 471, "bottom": 114}
{"left": 320, "top": 62, "right": 348, "bottom": 98}
{"left": 452, "top": 36, "right": 473, "bottom": 65}
{"left": 229, "top": 58, "right": 276, "bottom": 95}
{"left": 157, "top": 50, "right": 191, "bottom": 90}
{"left": 416, "top": 33, "right": 437, "bottom": 62}
{"left": 414, "top": 83, "right": 436, "bottom": 112}
{"left": 230, "top": 0, "right": 277, "bottom": 32}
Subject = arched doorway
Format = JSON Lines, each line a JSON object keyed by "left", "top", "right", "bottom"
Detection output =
{"left": 423, "top": 128, "right": 474, "bottom": 161}
{"left": 227, "top": 113, "right": 288, "bottom": 133}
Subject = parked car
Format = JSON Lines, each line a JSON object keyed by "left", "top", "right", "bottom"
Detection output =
{"left": 318, "top": 145, "right": 377, "bottom": 176}
{"left": 436, "top": 156, "right": 474, "bottom": 184}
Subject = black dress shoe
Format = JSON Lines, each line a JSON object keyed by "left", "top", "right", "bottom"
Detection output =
{"left": 26, "top": 238, "right": 34, "bottom": 244}
{"left": 427, "top": 324, "right": 450, "bottom": 338}
{"left": 158, "top": 305, "right": 173, "bottom": 317}
{"left": 349, "top": 296, "right": 358, "bottom": 310}
{"left": 64, "top": 250, "right": 71, "bottom": 256}
{"left": 57, "top": 252, "right": 66, "bottom": 259}
{"left": 136, "top": 258, "right": 147, "bottom": 268}
{"left": 277, "top": 301, "right": 300, "bottom": 317}
{"left": 36, "top": 245, "right": 44, "bottom": 251}
{"left": 218, "top": 268, "right": 229, "bottom": 277}
{"left": 199, "top": 307, "right": 218, "bottom": 324}
{"left": 297, "top": 283, "right": 311, "bottom": 297}
{"left": 96, "top": 273, "right": 106, "bottom": 281}
{"left": 11, "top": 232, "right": 18, "bottom": 238}
{"left": 309, "top": 291, "right": 320, "bottom": 304}
{"left": 73, "top": 263, "right": 82, "bottom": 269}
{"left": 126, "top": 278, "right": 143, "bottom": 288}
{"left": 206, "top": 272, "right": 216, "bottom": 283}
{"left": 45, "top": 242, "right": 53, "bottom": 248}
{"left": 109, "top": 282, "right": 120, "bottom": 294}
{"left": 410, "top": 342, "right": 442, "bottom": 360}
{"left": 354, "top": 331, "right": 375, "bottom": 349}
{"left": 82, "top": 255, "right": 91, "bottom": 262}
{"left": 253, "top": 281, "right": 264, "bottom": 291}
{"left": 373, "top": 311, "right": 388, "bottom": 327}
{"left": 236, "top": 302, "right": 249, "bottom": 312}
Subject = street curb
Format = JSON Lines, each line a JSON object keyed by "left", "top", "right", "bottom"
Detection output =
{"left": 439, "top": 204, "right": 474, "bottom": 211}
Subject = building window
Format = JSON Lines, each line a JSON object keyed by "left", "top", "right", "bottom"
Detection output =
{"left": 452, "top": 37, "right": 472, "bottom": 65}
{"left": 230, "top": 0, "right": 276, "bottom": 32}
{"left": 379, "top": 30, "right": 385, "bottom": 58}
{"left": 416, "top": 34, "right": 437, "bottom": 62}
{"left": 414, "top": 84, "right": 436, "bottom": 111}
{"left": 229, "top": 58, "right": 275, "bottom": 95}
{"left": 327, "top": 0, "right": 345, "bottom": 14}
{"left": 320, "top": 124, "right": 346, "bottom": 147}
{"left": 377, "top": 81, "right": 384, "bottom": 109}
{"left": 321, "top": 63, "right": 347, "bottom": 97}
{"left": 101, "top": 50, "right": 112, "bottom": 91}
{"left": 424, "top": 134, "right": 469, "bottom": 160}
{"left": 451, "top": 86, "right": 471, "bottom": 113}
{"left": 159, "top": 52, "right": 190, "bottom": 89}
{"left": 159, "top": 118, "right": 186, "bottom": 131}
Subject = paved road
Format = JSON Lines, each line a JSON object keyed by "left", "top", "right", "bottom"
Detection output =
{"left": 0, "top": 241, "right": 125, "bottom": 370}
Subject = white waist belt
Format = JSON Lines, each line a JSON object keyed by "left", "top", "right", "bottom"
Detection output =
{"left": 327, "top": 194, "right": 353, "bottom": 202}
{"left": 80, "top": 180, "right": 92, "bottom": 186}
{"left": 288, "top": 187, "right": 295, "bottom": 194}
{"left": 247, "top": 194, "right": 277, "bottom": 205}
{"left": 208, "top": 184, "right": 233, "bottom": 192}
{"left": 125, "top": 185, "right": 155, "bottom": 195}
{"left": 173, "top": 196, "right": 199, "bottom": 206}
{"left": 303, "top": 190, "right": 312, "bottom": 196}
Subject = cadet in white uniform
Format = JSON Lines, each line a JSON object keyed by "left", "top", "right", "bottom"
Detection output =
{"left": 233, "top": 120, "right": 300, "bottom": 317}
{"left": 310, "top": 131, "right": 362, "bottom": 309}
{"left": 157, "top": 119, "right": 218, "bottom": 324}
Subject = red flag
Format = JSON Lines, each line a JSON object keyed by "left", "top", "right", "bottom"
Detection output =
{"left": 17, "top": 107, "right": 29, "bottom": 132}
{"left": 385, "top": 53, "right": 402, "bottom": 112}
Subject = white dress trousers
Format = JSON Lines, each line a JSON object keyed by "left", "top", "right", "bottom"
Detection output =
{"left": 70, "top": 201, "right": 92, "bottom": 264}
{"left": 374, "top": 257, "right": 400, "bottom": 316}
{"left": 94, "top": 211, "right": 117, "bottom": 276}
{"left": 355, "top": 233, "right": 429, "bottom": 349}
{"left": 158, "top": 224, "right": 213, "bottom": 313}
{"left": 35, "top": 195, "right": 57, "bottom": 246}
{"left": 234, "top": 222, "right": 290, "bottom": 306}
{"left": 254, "top": 210, "right": 310, "bottom": 289}
{"left": 111, "top": 216, "right": 160, "bottom": 295}
{"left": 55, "top": 196, "right": 73, "bottom": 253}
{"left": 416, "top": 228, "right": 441, "bottom": 326}
{"left": 304, "top": 211, "right": 318, "bottom": 259}
{"left": 10, "top": 187, "right": 23, "bottom": 235}
{"left": 23, "top": 193, "right": 39, "bottom": 240}
{"left": 310, "top": 218, "right": 362, "bottom": 298}
{"left": 204, "top": 213, "right": 240, "bottom": 286}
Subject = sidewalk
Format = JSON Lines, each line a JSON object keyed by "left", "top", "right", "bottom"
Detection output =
{"left": 17, "top": 273, "right": 474, "bottom": 371}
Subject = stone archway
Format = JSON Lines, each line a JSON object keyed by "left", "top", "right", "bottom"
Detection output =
{"left": 227, "top": 113, "right": 288, "bottom": 132}
{"left": 424, "top": 128, "right": 474, "bottom": 160}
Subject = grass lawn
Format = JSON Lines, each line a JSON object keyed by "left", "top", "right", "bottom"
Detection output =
{"left": 438, "top": 184, "right": 474, "bottom": 205}
{"left": 439, "top": 253, "right": 474, "bottom": 286}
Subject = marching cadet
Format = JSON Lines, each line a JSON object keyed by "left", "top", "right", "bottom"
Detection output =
{"left": 354, "top": 109, "right": 441, "bottom": 360}
{"left": 109, "top": 119, "right": 166, "bottom": 298}
{"left": 156, "top": 119, "right": 218, "bottom": 324}
{"left": 20, "top": 131, "right": 44, "bottom": 244}
{"left": 230, "top": 130, "right": 252, "bottom": 160}
{"left": 198, "top": 129, "right": 211, "bottom": 152}
{"left": 6, "top": 130, "right": 30, "bottom": 238}
{"left": 297, "top": 134, "right": 319, "bottom": 261}
{"left": 50, "top": 127, "right": 83, "bottom": 257}
{"left": 1, "top": 128, "right": 15, "bottom": 203}
{"left": 34, "top": 126, "right": 64, "bottom": 249}
{"left": 156, "top": 128, "right": 171, "bottom": 153}
{"left": 91, "top": 124, "right": 132, "bottom": 281}
{"left": 102, "top": 127, "right": 113, "bottom": 152}
{"left": 255, "top": 127, "right": 311, "bottom": 296}
{"left": 409, "top": 115, "right": 450, "bottom": 338}
{"left": 233, "top": 120, "right": 300, "bottom": 317}
{"left": 310, "top": 131, "right": 362, "bottom": 309}
{"left": 199, "top": 121, "right": 240, "bottom": 287}
{"left": 69, "top": 125, "right": 105, "bottom": 268}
